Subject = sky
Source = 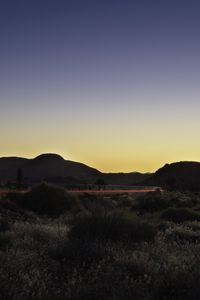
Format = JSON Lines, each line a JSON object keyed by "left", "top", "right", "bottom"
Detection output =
{"left": 0, "top": 0, "right": 200, "bottom": 172}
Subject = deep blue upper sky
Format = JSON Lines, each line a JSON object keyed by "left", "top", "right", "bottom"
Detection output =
{"left": 1, "top": 0, "right": 200, "bottom": 171}
{"left": 1, "top": 0, "right": 200, "bottom": 92}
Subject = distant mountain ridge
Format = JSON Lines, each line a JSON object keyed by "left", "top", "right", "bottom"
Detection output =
{"left": 142, "top": 161, "right": 200, "bottom": 191}
{"left": 1, "top": 154, "right": 199, "bottom": 190}
{"left": 0, "top": 153, "right": 150, "bottom": 185}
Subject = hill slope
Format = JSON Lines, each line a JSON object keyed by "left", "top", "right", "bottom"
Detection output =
{"left": 0, "top": 153, "right": 149, "bottom": 185}
{"left": 144, "top": 161, "right": 200, "bottom": 191}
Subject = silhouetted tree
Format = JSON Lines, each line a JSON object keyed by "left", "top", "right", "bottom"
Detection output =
{"left": 95, "top": 178, "right": 105, "bottom": 190}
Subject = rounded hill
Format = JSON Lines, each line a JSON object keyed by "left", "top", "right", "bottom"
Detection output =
{"left": 32, "top": 153, "right": 65, "bottom": 164}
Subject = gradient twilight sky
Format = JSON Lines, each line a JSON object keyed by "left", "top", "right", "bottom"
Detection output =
{"left": 1, "top": 0, "right": 200, "bottom": 172}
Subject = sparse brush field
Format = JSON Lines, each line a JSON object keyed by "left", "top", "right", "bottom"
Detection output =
{"left": 0, "top": 184, "right": 200, "bottom": 300}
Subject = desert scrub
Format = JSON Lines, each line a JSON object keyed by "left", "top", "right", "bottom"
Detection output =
{"left": 11, "top": 221, "right": 68, "bottom": 251}
{"left": 133, "top": 191, "right": 170, "bottom": 212}
{"left": 133, "top": 191, "right": 200, "bottom": 214}
{"left": 0, "top": 217, "right": 10, "bottom": 232}
{"left": 56, "top": 240, "right": 113, "bottom": 269}
{"left": 165, "top": 223, "right": 200, "bottom": 243}
{"left": 161, "top": 207, "right": 200, "bottom": 222}
{"left": 151, "top": 262, "right": 200, "bottom": 300}
{"left": 79, "top": 193, "right": 116, "bottom": 214}
{"left": 0, "top": 217, "right": 200, "bottom": 300}
{"left": 185, "top": 221, "right": 200, "bottom": 231}
{"left": 0, "top": 191, "right": 200, "bottom": 300}
{"left": 17, "top": 183, "right": 82, "bottom": 216}
{"left": 68, "top": 212, "right": 157, "bottom": 243}
{"left": 0, "top": 232, "right": 12, "bottom": 251}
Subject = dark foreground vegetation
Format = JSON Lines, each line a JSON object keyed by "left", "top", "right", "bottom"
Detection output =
{"left": 0, "top": 184, "right": 200, "bottom": 299}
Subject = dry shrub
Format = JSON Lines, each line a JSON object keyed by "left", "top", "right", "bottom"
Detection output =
{"left": 68, "top": 212, "right": 156, "bottom": 243}
{"left": 19, "top": 183, "right": 82, "bottom": 216}
{"left": 161, "top": 208, "right": 200, "bottom": 223}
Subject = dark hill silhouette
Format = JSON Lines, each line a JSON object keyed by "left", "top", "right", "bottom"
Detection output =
{"left": 143, "top": 161, "right": 200, "bottom": 191}
{"left": 30, "top": 153, "right": 65, "bottom": 164}
{"left": 0, "top": 157, "right": 28, "bottom": 182}
{"left": 0, "top": 153, "right": 150, "bottom": 185}
{"left": 1, "top": 155, "right": 200, "bottom": 189}
{"left": 26, "top": 154, "right": 101, "bottom": 182}
{"left": 104, "top": 172, "right": 150, "bottom": 185}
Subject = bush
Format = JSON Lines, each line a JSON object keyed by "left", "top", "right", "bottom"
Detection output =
{"left": 166, "top": 227, "right": 200, "bottom": 243}
{"left": 58, "top": 240, "right": 110, "bottom": 267}
{"left": 0, "top": 217, "right": 10, "bottom": 232}
{"left": 68, "top": 213, "right": 156, "bottom": 243}
{"left": 133, "top": 191, "right": 170, "bottom": 212}
{"left": 152, "top": 266, "right": 200, "bottom": 300}
{"left": 0, "top": 233, "right": 12, "bottom": 251}
{"left": 18, "top": 183, "right": 81, "bottom": 216}
{"left": 161, "top": 208, "right": 200, "bottom": 223}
